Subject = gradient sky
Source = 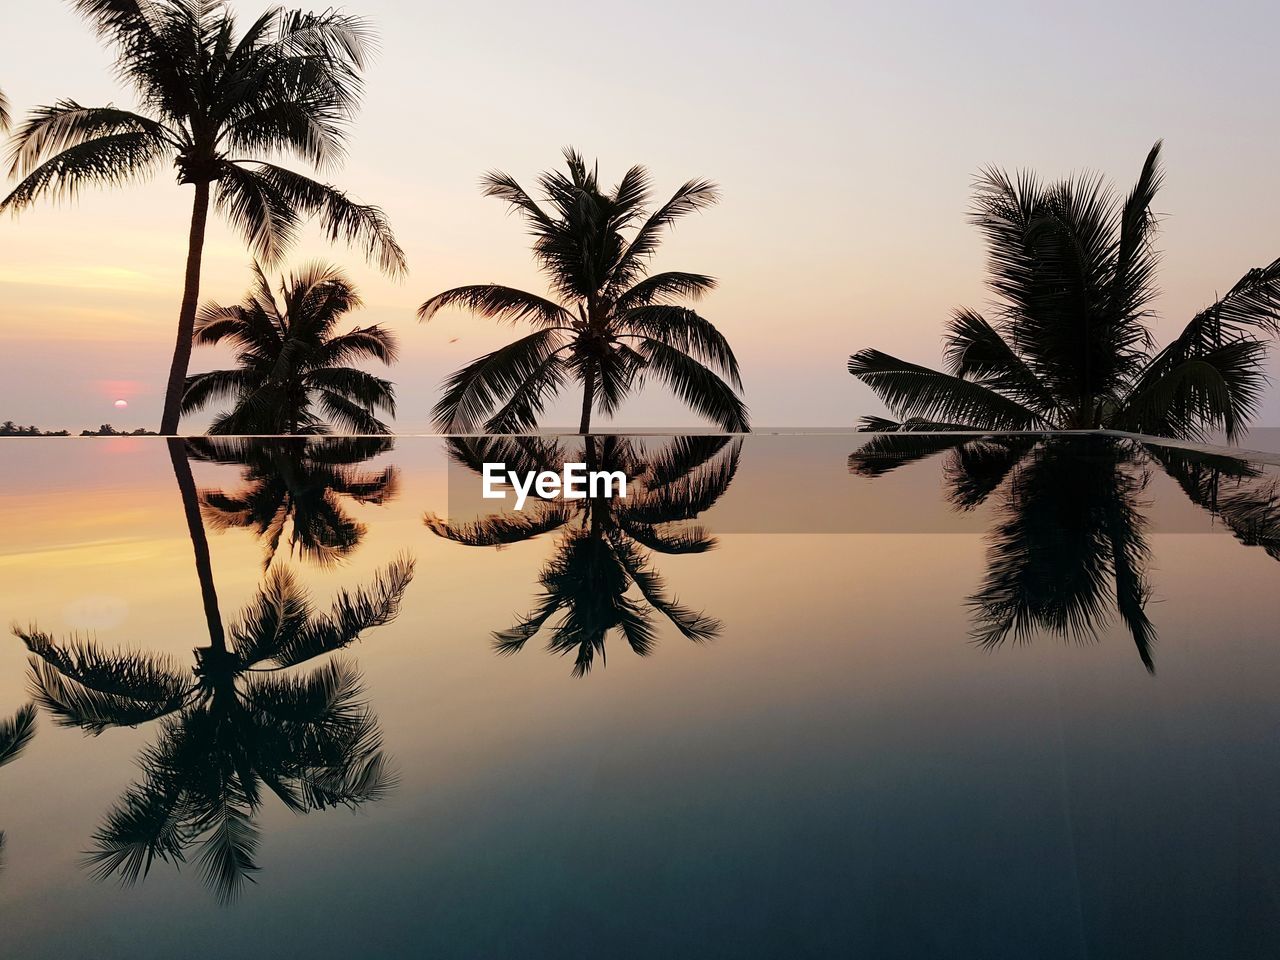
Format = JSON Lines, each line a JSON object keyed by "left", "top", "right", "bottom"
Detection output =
{"left": 2, "top": 0, "right": 1279, "bottom": 431}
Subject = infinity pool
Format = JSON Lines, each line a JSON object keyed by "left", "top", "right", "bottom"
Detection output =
{"left": 0, "top": 434, "right": 1276, "bottom": 959}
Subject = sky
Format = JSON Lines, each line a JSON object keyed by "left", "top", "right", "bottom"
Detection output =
{"left": 2, "top": 0, "right": 1280, "bottom": 432}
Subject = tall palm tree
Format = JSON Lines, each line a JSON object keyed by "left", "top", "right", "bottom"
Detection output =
{"left": 419, "top": 149, "right": 748, "bottom": 434}
{"left": 12, "top": 439, "right": 413, "bottom": 900}
{"left": 1, "top": 1, "right": 406, "bottom": 435}
{"left": 428, "top": 434, "right": 740, "bottom": 675}
{"left": 182, "top": 264, "right": 397, "bottom": 434}
{"left": 849, "top": 143, "right": 1280, "bottom": 442}
{"left": 190, "top": 435, "right": 399, "bottom": 568}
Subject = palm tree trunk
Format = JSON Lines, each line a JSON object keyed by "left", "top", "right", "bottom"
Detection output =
{"left": 579, "top": 365, "right": 596, "bottom": 434}
{"left": 167, "top": 438, "right": 226, "bottom": 652}
{"left": 159, "top": 181, "right": 212, "bottom": 435}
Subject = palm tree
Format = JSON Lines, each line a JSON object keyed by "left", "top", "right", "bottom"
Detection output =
{"left": 1, "top": 1, "right": 406, "bottom": 435}
{"left": 427, "top": 434, "right": 740, "bottom": 675}
{"left": 419, "top": 148, "right": 748, "bottom": 434}
{"left": 849, "top": 143, "right": 1280, "bottom": 442}
{"left": 0, "top": 86, "right": 10, "bottom": 132}
{"left": 0, "top": 703, "right": 37, "bottom": 872}
{"left": 12, "top": 439, "right": 414, "bottom": 900}
{"left": 190, "top": 435, "right": 399, "bottom": 567}
{"left": 182, "top": 264, "right": 398, "bottom": 434}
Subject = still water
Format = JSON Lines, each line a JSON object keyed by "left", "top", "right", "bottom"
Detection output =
{"left": 0, "top": 434, "right": 1276, "bottom": 959}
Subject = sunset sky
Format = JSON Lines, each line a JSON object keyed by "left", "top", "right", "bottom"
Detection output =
{"left": 2, "top": 0, "right": 1279, "bottom": 431}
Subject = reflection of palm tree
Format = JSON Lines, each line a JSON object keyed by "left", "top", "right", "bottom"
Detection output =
{"left": 1148, "top": 445, "right": 1280, "bottom": 561}
{"left": 964, "top": 438, "right": 1156, "bottom": 670}
{"left": 850, "top": 434, "right": 1280, "bottom": 672}
{"left": 1, "top": 2, "right": 405, "bottom": 434}
{"left": 419, "top": 149, "right": 748, "bottom": 434}
{"left": 12, "top": 440, "right": 413, "bottom": 901}
{"left": 849, "top": 143, "right": 1280, "bottom": 441}
{"left": 189, "top": 437, "right": 398, "bottom": 570}
{"left": 0, "top": 704, "right": 38, "bottom": 870}
{"left": 183, "top": 264, "right": 398, "bottom": 435}
{"left": 428, "top": 436, "right": 739, "bottom": 675}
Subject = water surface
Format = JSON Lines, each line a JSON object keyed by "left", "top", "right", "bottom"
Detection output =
{"left": 0, "top": 434, "right": 1276, "bottom": 959}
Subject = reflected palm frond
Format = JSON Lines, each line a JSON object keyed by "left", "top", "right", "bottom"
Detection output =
{"left": 188, "top": 437, "right": 398, "bottom": 569}
{"left": 0, "top": 703, "right": 39, "bottom": 872}
{"left": 1148, "top": 445, "right": 1280, "bottom": 561}
{"left": 0, "top": 704, "right": 37, "bottom": 768}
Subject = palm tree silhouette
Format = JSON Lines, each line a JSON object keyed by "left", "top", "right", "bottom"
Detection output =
{"left": 1, "top": 2, "right": 406, "bottom": 435}
{"left": 0, "top": 86, "right": 10, "bottom": 132}
{"left": 0, "top": 703, "right": 38, "bottom": 872}
{"left": 427, "top": 434, "right": 740, "bottom": 675}
{"left": 850, "top": 433, "right": 1279, "bottom": 672}
{"left": 189, "top": 435, "right": 399, "bottom": 568}
{"left": 12, "top": 440, "right": 413, "bottom": 900}
{"left": 849, "top": 143, "right": 1280, "bottom": 441}
{"left": 419, "top": 149, "right": 748, "bottom": 434}
{"left": 183, "top": 264, "right": 397, "bottom": 434}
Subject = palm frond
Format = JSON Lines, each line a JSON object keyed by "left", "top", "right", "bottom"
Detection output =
{"left": 213, "top": 162, "right": 300, "bottom": 265}
{"left": 617, "top": 544, "right": 720, "bottom": 643}
{"left": 848, "top": 433, "right": 972, "bottom": 477}
{"left": 1117, "top": 341, "right": 1269, "bottom": 442}
{"left": 237, "top": 163, "right": 406, "bottom": 276}
{"left": 83, "top": 769, "right": 190, "bottom": 888}
{"left": 611, "top": 179, "right": 720, "bottom": 288}
{"left": 6, "top": 101, "right": 173, "bottom": 178}
{"left": 313, "top": 389, "right": 391, "bottom": 435}
{"left": 1109, "top": 141, "right": 1163, "bottom": 344}
{"left": 943, "top": 309, "right": 1059, "bottom": 418}
{"left": 425, "top": 505, "right": 569, "bottom": 547}
{"left": 849, "top": 348, "right": 1046, "bottom": 431}
{"left": 417, "top": 284, "right": 572, "bottom": 328}
{"left": 304, "top": 368, "right": 396, "bottom": 416}
{"left": 636, "top": 338, "right": 749, "bottom": 432}
{"left": 264, "top": 556, "right": 414, "bottom": 668}
{"left": 0, "top": 703, "right": 37, "bottom": 767}
{"left": 1117, "top": 258, "right": 1280, "bottom": 441}
{"left": 17, "top": 626, "right": 189, "bottom": 716}
{"left": 194, "top": 801, "right": 260, "bottom": 904}
{"left": 616, "top": 271, "right": 717, "bottom": 309}
{"left": 1, "top": 132, "right": 166, "bottom": 212}
{"left": 431, "top": 328, "right": 568, "bottom": 433}
{"left": 229, "top": 565, "right": 313, "bottom": 667}
{"left": 312, "top": 325, "right": 398, "bottom": 366}
{"left": 623, "top": 305, "right": 742, "bottom": 388}
{"left": 27, "top": 658, "right": 187, "bottom": 733}
{"left": 181, "top": 368, "right": 254, "bottom": 415}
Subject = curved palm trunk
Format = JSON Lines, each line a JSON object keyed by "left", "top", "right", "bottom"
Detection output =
{"left": 160, "top": 182, "right": 212, "bottom": 436}
{"left": 168, "top": 438, "right": 226, "bottom": 652}
{"left": 579, "top": 365, "right": 596, "bottom": 435}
